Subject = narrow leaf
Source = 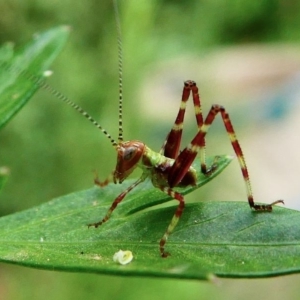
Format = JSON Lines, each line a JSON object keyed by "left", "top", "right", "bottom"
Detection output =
{"left": 0, "top": 26, "right": 70, "bottom": 129}
{"left": 0, "top": 155, "right": 296, "bottom": 280}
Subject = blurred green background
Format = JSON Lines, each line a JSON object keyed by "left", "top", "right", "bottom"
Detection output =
{"left": 1, "top": 0, "right": 300, "bottom": 299}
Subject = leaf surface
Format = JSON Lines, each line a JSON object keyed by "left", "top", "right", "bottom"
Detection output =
{"left": 0, "top": 155, "right": 297, "bottom": 280}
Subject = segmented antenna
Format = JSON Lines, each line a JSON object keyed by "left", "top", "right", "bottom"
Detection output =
{"left": 41, "top": 73, "right": 119, "bottom": 147}
{"left": 9, "top": 65, "right": 118, "bottom": 148}
{"left": 1, "top": 1, "right": 124, "bottom": 148}
{"left": 113, "top": 0, "right": 124, "bottom": 143}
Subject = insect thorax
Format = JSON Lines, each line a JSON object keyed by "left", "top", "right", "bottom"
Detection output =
{"left": 141, "top": 146, "right": 197, "bottom": 188}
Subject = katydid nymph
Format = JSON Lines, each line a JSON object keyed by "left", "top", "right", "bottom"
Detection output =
{"left": 87, "top": 0, "right": 283, "bottom": 257}
{"left": 15, "top": 0, "right": 284, "bottom": 257}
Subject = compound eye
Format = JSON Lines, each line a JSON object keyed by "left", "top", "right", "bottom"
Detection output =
{"left": 123, "top": 147, "right": 136, "bottom": 161}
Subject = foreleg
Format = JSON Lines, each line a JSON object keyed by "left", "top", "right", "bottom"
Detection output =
{"left": 88, "top": 176, "right": 144, "bottom": 228}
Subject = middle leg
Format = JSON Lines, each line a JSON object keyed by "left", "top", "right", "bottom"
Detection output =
{"left": 157, "top": 186, "right": 185, "bottom": 257}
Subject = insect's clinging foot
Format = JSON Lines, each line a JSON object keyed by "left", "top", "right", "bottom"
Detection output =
{"left": 271, "top": 199, "right": 285, "bottom": 206}
{"left": 160, "top": 238, "right": 171, "bottom": 257}
{"left": 161, "top": 250, "right": 170, "bottom": 258}
{"left": 201, "top": 156, "right": 220, "bottom": 176}
{"left": 87, "top": 221, "right": 103, "bottom": 228}
{"left": 252, "top": 199, "right": 284, "bottom": 212}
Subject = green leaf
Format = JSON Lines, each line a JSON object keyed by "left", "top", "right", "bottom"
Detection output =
{"left": 0, "top": 26, "right": 70, "bottom": 129}
{"left": 0, "top": 155, "right": 296, "bottom": 280}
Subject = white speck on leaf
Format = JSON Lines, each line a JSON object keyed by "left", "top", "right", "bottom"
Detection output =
{"left": 113, "top": 250, "right": 133, "bottom": 265}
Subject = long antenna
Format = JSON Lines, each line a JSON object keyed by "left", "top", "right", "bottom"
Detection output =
{"left": 41, "top": 73, "right": 119, "bottom": 148}
{"left": 2, "top": 1, "right": 124, "bottom": 148}
{"left": 8, "top": 65, "right": 118, "bottom": 148}
{"left": 113, "top": 0, "right": 124, "bottom": 143}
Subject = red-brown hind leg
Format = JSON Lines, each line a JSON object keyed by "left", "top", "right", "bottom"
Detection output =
{"left": 160, "top": 81, "right": 204, "bottom": 160}
{"left": 167, "top": 82, "right": 283, "bottom": 211}
{"left": 198, "top": 104, "right": 283, "bottom": 211}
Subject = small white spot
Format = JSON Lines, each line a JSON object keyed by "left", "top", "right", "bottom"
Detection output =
{"left": 0, "top": 166, "right": 9, "bottom": 175}
{"left": 43, "top": 70, "right": 53, "bottom": 77}
{"left": 113, "top": 250, "right": 133, "bottom": 265}
{"left": 40, "top": 237, "right": 44, "bottom": 242}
